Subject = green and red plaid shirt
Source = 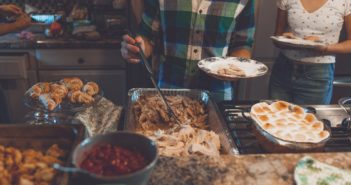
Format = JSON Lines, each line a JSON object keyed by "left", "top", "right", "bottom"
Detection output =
{"left": 139, "top": 0, "right": 255, "bottom": 101}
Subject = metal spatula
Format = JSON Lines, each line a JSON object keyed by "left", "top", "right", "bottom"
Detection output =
{"left": 130, "top": 33, "right": 182, "bottom": 125}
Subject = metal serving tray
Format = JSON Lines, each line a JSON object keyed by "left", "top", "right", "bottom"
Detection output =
{"left": 124, "top": 88, "right": 237, "bottom": 155}
{"left": 0, "top": 124, "right": 85, "bottom": 185}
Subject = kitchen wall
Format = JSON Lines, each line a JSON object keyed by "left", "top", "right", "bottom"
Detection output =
{"left": 238, "top": 0, "right": 278, "bottom": 101}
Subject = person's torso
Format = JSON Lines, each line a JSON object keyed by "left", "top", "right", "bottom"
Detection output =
{"left": 282, "top": 0, "right": 346, "bottom": 63}
{"left": 158, "top": 0, "right": 247, "bottom": 62}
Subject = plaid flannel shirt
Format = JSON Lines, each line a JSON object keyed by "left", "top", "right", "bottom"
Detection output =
{"left": 139, "top": 0, "right": 255, "bottom": 101}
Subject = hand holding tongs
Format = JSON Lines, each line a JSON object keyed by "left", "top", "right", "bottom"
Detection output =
{"left": 128, "top": 31, "right": 182, "bottom": 125}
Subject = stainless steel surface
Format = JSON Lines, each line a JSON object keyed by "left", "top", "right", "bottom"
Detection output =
{"left": 124, "top": 88, "right": 237, "bottom": 155}
{"left": 312, "top": 105, "right": 349, "bottom": 127}
{"left": 219, "top": 102, "right": 351, "bottom": 154}
{"left": 339, "top": 97, "right": 351, "bottom": 120}
{"left": 333, "top": 77, "right": 351, "bottom": 87}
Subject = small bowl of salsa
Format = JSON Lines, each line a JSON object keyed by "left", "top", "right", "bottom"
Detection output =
{"left": 72, "top": 132, "right": 158, "bottom": 185}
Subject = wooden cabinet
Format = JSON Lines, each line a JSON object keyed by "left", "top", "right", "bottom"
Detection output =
{"left": 36, "top": 49, "right": 125, "bottom": 69}
{"left": 0, "top": 54, "right": 31, "bottom": 123}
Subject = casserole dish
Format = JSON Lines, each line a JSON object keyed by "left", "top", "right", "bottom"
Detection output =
{"left": 250, "top": 100, "right": 331, "bottom": 153}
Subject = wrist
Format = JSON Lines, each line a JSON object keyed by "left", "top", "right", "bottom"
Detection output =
{"left": 322, "top": 45, "right": 329, "bottom": 54}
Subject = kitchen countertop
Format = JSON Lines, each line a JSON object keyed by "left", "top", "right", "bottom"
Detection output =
{"left": 149, "top": 152, "right": 351, "bottom": 185}
{"left": 0, "top": 33, "right": 121, "bottom": 49}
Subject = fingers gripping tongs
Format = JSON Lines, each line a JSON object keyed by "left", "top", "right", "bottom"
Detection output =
{"left": 130, "top": 33, "right": 182, "bottom": 125}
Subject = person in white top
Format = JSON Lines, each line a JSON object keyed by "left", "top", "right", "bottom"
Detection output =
{"left": 269, "top": 0, "right": 351, "bottom": 104}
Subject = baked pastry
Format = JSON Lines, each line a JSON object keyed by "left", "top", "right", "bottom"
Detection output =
{"left": 251, "top": 101, "right": 330, "bottom": 143}
{"left": 68, "top": 90, "right": 94, "bottom": 104}
{"left": 282, "top": 32, "right": 296, "bottom": 39}
{"left": 217, "top": 64, "right": 246, "bottom": 76}
{"left": 50, "top": 83, "right": 68, "bottom": 98}
{"left": 82, "top": 82, "right": 99, "bottom": 96}
{"left": 26, "top": 82, "right": 51, "bottom": 99}
{"left": 39, "top": 94, "right": 57, "bottom": 111}
{"left": 26, "top": 78, "right": 99, "bottom": 111}
{"left": 304, "top": 35, "right": 321, "bottom": 42}
{"left": 60, "top": 77, "right": 83, "bottom": 91}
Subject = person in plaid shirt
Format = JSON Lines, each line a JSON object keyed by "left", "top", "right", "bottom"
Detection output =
{"left": 121, "top": 0, "right": 255, "bottom": 101}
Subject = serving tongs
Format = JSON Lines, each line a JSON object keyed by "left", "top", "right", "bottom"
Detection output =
{"left": 129, "top": 32, "right": 182, "bottom": 126}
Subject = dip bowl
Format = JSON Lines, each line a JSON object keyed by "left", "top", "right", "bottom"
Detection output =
{"left": 71, "top": 132, "right": 158, "bottom": 185}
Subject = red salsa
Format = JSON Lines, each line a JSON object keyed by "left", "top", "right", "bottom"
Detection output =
{"left": 80, "top": 144, "right": 147, "bottom": 176}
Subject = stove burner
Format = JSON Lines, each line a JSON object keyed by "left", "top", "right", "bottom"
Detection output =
{"left": 219, "top": 101, "right": 351, "bottom": 154}
{"left": 305, "top": 106, "right": 317, "bottom": 114}
{"left": 342, "top": 117, "right": 351, "bottom": 131}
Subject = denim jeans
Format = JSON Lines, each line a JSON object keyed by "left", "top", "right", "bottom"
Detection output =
{"left": 269, "top": 53, "right": 334, "bottom": 105}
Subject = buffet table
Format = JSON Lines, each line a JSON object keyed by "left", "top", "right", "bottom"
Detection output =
{"left": 149, "top": 152, "right": 351, "bottom": 185}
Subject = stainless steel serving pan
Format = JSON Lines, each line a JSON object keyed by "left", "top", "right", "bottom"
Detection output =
{"left": 124, "top": 88, "right": 237, "bottom": 155}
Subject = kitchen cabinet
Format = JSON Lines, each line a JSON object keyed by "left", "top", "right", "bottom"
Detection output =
{"left": 36, "top": 49, "right": 125, "bottom": 69}
{"left": 0, "top": 54, "right": 32, "bottom": 123}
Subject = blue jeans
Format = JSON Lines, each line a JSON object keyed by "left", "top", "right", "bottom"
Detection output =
{"left": 269, "top": 53, "right": 334, "bottom": 105}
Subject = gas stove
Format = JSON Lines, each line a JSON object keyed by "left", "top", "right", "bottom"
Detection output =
{"left": 218, "top": 101, "right": 351, "bottom": 154}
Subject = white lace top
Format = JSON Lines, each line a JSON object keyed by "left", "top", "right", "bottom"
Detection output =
{"left": 277, "top": 0, "right": 351, "bottom": 63}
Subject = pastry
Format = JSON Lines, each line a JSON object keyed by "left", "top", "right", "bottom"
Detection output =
{"left": 68, "top": 90, "right": 94, "bottom": 104}
{"left": 26, "top": 82, "right": 51, "bottom": 99}
{"left": 304, "top": 35, "right": 321, "bottom": 42}
{"left": 82, "top": 82, "right": 99, "bottom": 96}
{"left": 282, "top": 32, "right": 296, "bottom": 39}
{"left": 39, "top": 94, "right": 57, "bottom": 111}
{"left": 50, "top": 83, "right": 68, "bottom": 98}
{"left": 60, "top": 77, "right": 83, "bottom": 91}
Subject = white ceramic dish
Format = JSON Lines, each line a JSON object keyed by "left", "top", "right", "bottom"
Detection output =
{"left": 198, "top": 57, "right": 268, "bottom": 81}
{"left": 271, "top": 36, "right": 325, "bottom": 49}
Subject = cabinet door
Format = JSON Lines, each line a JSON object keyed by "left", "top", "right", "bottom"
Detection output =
{"left": 0, "top": 54, "right": 30, "bottom": 123}
{"left": 39, "top": 70, "right": 127, "bottom": 105}
{"left": 36, "top": 49, "right": 125, "bottom": 69}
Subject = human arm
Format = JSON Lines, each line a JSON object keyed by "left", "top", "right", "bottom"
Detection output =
{"left": 0, "top": 13, "right": 31, "bottom": 36}
{"left": 120, "top": 34, "right": 154, "bottom": 64}
{"left": 321, "top": 15, "right": 351, "bottom": 54}
{"left": 120, "top": 0, "right": 159, "bottom": 63}
{"left": 275, "top": 8, "right": 288, "bottom": 36}
{"left": 0, "top": 4, "right": 22, "bottom": 16}
{"left": 228, "top": 0, "right": 255, "bottom": 59}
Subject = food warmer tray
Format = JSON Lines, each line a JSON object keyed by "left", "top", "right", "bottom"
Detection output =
{"left": 0, "top": 124, "right": 85, "bottom": 185}
{"left": 124, "top": 88, "right": 237, "bottom": 155}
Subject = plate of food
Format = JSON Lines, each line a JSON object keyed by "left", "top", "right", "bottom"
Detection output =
{"left": 198, "top": 57, "right": 268, "bottom": 81}
{"left": 250, "top": 100, "right": 331, "bottom": 153}
{"left": 270, "top": 34, "right": 325, "bottom": 49}
{"left": 294, "top": 156, "right": 351, "bottom": 185}
{"left": 24, "top": 77, "right": 103, "bottom": 112}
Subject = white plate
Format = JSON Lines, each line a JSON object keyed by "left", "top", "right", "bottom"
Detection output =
{"left": 198, "top": 57, "right": 268, "bottom": 81}
{"left": 295, "top": 156, "right": 351, "bottom": 185}
{"left": 271, "top": 36, "right": 325, "bottom": 49}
